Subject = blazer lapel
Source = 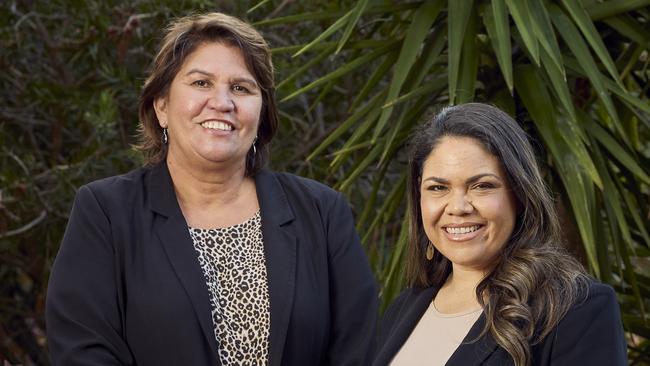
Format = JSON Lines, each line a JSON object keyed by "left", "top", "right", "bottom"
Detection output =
{"left": 446, "top": 312, "right": 499, "bottom": 365}
{"left": 147, "top": 163, "right": 220, "bottom": 361}
{"left": 375, "top": 287, "right": 438, "bottom": 365}
{"left": 254, "top": 170, "right": 297, "bottom": 366}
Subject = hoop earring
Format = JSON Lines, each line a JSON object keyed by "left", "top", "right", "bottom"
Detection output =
{"left": 252, "top": 136, "right": 258, "bottom": 156}
{"left": 162, "top": 128, "right": 168, "bottom": 144}
{"left": 426, "top": 241, "right": 435, "bottom": 261}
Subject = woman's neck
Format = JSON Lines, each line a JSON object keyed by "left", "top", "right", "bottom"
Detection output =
{"left": 433, "top": 266, "right": 486, "bottom": 314}
{"left": 166, "top": 157, "right": 258, "bottom": 228}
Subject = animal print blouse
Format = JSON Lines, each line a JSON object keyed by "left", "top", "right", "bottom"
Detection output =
{"left": 188, "top": 211, "right": 270, "bottom": 365}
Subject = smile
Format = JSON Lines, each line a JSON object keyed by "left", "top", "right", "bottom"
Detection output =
{"left": 201, "top": 121, "right": 233, "bottom": 131}
{"left": 443, "top": 225, "right": 482, "bottom": 234}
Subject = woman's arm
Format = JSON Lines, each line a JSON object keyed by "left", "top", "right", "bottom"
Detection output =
{"left": 550, "top": 282, "right": 627, "bottom": 365}
{"left": 325, "top": 192, "right": 378, "bottom": 366}
{"left": 46, "top": 185, "right": 133, "bottom": 366}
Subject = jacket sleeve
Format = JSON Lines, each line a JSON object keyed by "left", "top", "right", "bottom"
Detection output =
{"left": 46, "top": 185, "right": 133, "bottom": 366}
{"left": 325, "top": 192, "right": 378, "bottom": 366}
{"left": 550, "top": 283, "right": 627, "bottom": 365}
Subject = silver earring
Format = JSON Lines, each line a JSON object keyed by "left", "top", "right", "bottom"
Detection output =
{"left": 162, "top": 128, "right": 168, "bottom": 144}
{"left": 426, "top": 241, "right": 435, "bottom": 261}
{"left": 252, "top": 136, "right": 258, "bottom": 155}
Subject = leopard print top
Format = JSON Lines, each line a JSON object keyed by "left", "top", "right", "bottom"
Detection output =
{"left": 188, "top": 211, "right": 270, "bottom": 365}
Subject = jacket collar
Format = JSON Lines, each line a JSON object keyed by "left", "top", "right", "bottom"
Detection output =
{"left": 147, "top": 162, "right": 297, "bottom": 366}
{"left": 376, "top": 286, "right": 498, "bottom": 366}
{"left": 254, "top": 169, "right": 297, "bottom": 366}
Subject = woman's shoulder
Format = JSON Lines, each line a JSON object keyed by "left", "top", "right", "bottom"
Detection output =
{"left": 261, "top": 170, "right": 340, "bottom": 201}
{"left": 79, "top": 165, "right": 151, "bottom": 202}
{"left": 573, "top": 278, "right": 617, "bottom": 310}
{"left": 383, "top": 287, "right": 437, "bottom": 322}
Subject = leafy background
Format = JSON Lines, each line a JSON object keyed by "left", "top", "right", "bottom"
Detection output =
{"left": 1, "top": 0, "right": 649, "bottom": 364}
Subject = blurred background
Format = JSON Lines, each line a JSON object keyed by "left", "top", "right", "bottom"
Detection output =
{"left": 1, "top": 0, "right": 649, "bottom": 364}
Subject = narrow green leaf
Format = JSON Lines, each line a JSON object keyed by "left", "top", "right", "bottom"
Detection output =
{"left": 247, "top": 0, "right": 270, "bottom": 13}
{"left": 586, "top": 0, "right": 650, "bottom": 20}
{"left": 362, "top": 174, "right": 406, "bottom": 243}
{"left": 448, "top": 0, "right": 475, "bottom": 104}
{"left": 602, "top": 76, "right": 650, "bottom": 115}
{"left": 254, "top": 9, "right": 346, "bottom": 26}
{"left": 254, "top": 3, "right": 421, "bottom": 26}
{"left": 403, "top": 27, "right": 447, "bottom": 92}
{"left": 540, "top": 47, "right": 577, "bottom": 121}
{"left": 272, "top": 39, "right": 388, "bottom": 54}
{"left": 307, "top": 89, "right": 386, "bottom": 161}
{"left": 621, "top": 190, "right": 650, "bottom": 247}
{"left": 383, "top": 75, "right": 447, "bottom": 108}
{"left": 560, "top": 0, "right": 624, "bottom": 88}
{"left": 515, "top": 65, "right": 600, "bottom": 275}
{"left": 336, "top": 0, "right": 371, "bottom": 54}
{"left": 505, "top": 0, "right": 540, "bottom": 66}
{"left": 350, "top": 50, "right": 399, "bottom": 111}
{"left": 380, "top": 214, "right": 409, "bottom": 303}
{"left": 583, "top": 117, "right": 650, "bottom": 185}
{"left": 557, "top": 111, "right": 603, "bottom": 188}
{"left": 550, "top": 6, "right": 627, "bottom": 145}
{"left": 280, "top": 40, "right": 398, "bottom": 102}
{"left": 292, "top": 11, "right": 353, "bottom": 57}
{"left": 603, "top": 16, "right": 650, "bottom": 49}
{"left": 372, "top": 0, "right": 444, "bottom": 140}
{"left": 330, "top": 101, "right": 384, "bottom": 170}
{"left": 528, "top": 0, "right": 566, "bottom": 79}
{"left": 336, "top": 141, "right": 384, "bottom": 191}
{"left": 456, "top": 8, "right": 479, "bottom": 104}
{"left": 484, "top": 0, "right": 513, "bottom": 92}
{"left": 379, "top": 94, "right": 434, "bottom": 164}
{"left": 277, "top": 44, "right": 336, "bottom": 89}
{"left": 356, "top": 164, "right": 389, "bottom": 231}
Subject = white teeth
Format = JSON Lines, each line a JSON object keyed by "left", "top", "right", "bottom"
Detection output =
{"left": 201, "top": 121, "right": 233, "bottom": 131}
{"left": 445, "top": 225, "right": 480, "bottom": 234}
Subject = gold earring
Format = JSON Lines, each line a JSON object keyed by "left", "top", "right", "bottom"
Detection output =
{"left": 426, "top": 241, "right": 435, "bottom": 260}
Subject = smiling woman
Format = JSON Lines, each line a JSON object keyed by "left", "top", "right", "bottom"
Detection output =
{"left": 45, "top": 12, "right": 377, "bottom": 366}
{"left": 374, "top": 103, "right": 627, "bottom": 366}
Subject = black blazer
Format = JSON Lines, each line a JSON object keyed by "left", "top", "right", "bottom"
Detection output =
{"left": 374, "top": 281, "right": 627, "bottom": 365}
{"left": 46, "top": 162, "right": 378, "bottom": 366}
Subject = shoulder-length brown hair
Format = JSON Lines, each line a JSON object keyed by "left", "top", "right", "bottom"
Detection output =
{"left": 135, "top": 12, "right": 278, "bottom": 176}
{"left": 406, "top": 103, "right": 588, "bottom": 366}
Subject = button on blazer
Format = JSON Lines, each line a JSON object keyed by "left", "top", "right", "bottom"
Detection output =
{"left": 374, "top": 281, "right": 627, "bottom": 366}
{"left": 46, "top": 162, "right": 378, "bottom": 366}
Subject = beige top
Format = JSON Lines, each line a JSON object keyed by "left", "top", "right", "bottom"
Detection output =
{"left": 390, "top": 302, "right": 482, "bottom": 366}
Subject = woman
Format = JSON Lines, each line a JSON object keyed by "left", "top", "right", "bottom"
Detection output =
{"left": 46, "top": 12, "right": 377, "bottom": 366}
{"left": 374, "top": 103, "right": 627, "bottom": 366}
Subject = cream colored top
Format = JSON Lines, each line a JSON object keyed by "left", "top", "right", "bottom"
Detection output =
{"left": 390, "top": 302, "right": 482, "bottom": 366}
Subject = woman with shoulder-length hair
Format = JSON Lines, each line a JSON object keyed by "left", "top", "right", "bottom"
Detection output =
{"left": 46, "top": 12, "right": 377, "bottom": 366}
{"left": 374, "top": 103, "right": 627, "bottom": 366}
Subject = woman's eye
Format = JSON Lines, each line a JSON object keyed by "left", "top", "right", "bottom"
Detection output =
{"left": 426, "top": 185, "right": 446, "bottom": 192}
{"left": 473, "top": 182, "right": 495, "bottom": 190}
{"left": 232, "top": 84, "right": 250, "bottom": 93}
{"left": 192, "top": 80, "right": 211, "bottom": 88}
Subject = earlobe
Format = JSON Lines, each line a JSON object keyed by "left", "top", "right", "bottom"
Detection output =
{"left": 153, "top": 97, "right": 168, "bottom": 128}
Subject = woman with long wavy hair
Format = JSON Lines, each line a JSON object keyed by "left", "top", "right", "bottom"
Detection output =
{"left": 374, "top": 103, "right": 627, "bottom": 366}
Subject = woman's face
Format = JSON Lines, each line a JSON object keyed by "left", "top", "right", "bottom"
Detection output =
{"left": 419, "top": 136, "right": 517, "bottom": 274}
{"left": 154, "top": 42, "right": 263, "bottom": 171}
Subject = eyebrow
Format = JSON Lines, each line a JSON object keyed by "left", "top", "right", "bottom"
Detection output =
{"left": 422, "top": 173, "right": 502, "bottom": 185}
{"left": 184, "top": 69, "right": 259, "bottom": 88}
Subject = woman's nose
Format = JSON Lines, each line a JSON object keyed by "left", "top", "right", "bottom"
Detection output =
{"left": 207, "top": 87, "right": 235, "bottom": 112}
{"left": 445, "top": 191, "right": 473, "bottom": 215}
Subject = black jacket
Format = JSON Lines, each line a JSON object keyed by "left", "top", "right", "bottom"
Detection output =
{"left": 374, "top": 281, "right": 627, "bottom": 365}
{"left": 46, "top": 162, "right": 378, "bottom": 365}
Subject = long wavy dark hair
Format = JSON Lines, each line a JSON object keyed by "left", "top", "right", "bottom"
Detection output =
{"left": 406, "top": 103, "right": 589, "bottom": 366}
